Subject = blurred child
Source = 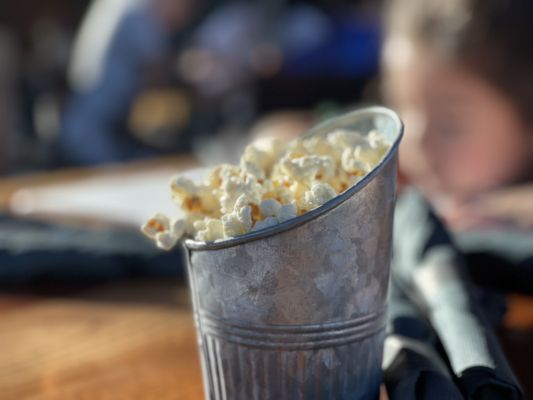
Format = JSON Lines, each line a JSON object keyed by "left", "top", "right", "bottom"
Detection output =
{"left": 382, "top": 0, "right": 533, "bottom": 230}
{"left": 381, "top": 5, "right": 533, "bottom": 394}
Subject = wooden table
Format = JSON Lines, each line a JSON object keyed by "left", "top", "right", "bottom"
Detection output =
{"left": 0, "top": 280, "right": 399, "bottom": 400}
{"left": 0, "top": 280, "right": 205, "bottom": 400}
{"left": 0, "top": 160, "right": 531, "bottom": 399}
{"left": 0, "top": 159, "right": 207, "bottom": 399}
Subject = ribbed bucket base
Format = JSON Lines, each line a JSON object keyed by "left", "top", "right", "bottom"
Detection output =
{"left": 199, "top": 328, "right": 385, "bottom": 400}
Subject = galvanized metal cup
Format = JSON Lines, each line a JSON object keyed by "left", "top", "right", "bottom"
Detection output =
{"left": 184, "top": 106, "right": 403, "bottom": 400}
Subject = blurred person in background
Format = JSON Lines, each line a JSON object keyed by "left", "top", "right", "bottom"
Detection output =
{"left": 62, "top": 0, "right": 383, "bottom": 166}
{"left": 381, "top": 3, "right": 533, "bottom": 395}
{"left": 383, "top": 0, "right": 533, "bottom": 230}
{"left": 382, "top": 0, "right": 533, "bottom": 294}
{"left": 61, "top": 0, "right": 201, "bottom": 165}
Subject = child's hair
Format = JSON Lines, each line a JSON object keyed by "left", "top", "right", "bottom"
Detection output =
{"left": 384, "top": 0, "right": 533, "bottom": 126}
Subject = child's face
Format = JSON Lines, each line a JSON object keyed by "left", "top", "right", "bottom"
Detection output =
{"left": 384, "top": 38, "right": 533, "bottom": 198}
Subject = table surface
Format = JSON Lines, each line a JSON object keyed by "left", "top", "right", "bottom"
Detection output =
{"left": 0, "top": 159, "right": 206, "bottom": 399}
{"left": 0, "top": 280, "right": 205, "bottom": 400}
{"left": 0, "top": 160, "right": 532, "bottom": 399}
{"left": 1, "top": 285, "right": 532, "bottom": 400}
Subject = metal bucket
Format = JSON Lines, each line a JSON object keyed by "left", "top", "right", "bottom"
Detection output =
{"left": 184, "top": 106, "right": 404, "bottom": 400}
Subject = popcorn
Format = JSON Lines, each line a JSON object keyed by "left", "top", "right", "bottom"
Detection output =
{"left": 171, "top": 218, "right": 187, "bottom": 238}
{"left": 302, "top": 182, "right": 337, "bottom": 210}
{"left": 142, "top": 128, "right": 390, "bottom": 248}
{"left": 277, "top": 203, "right": 298, "bottom": 223}
{"left": 171, "top": 176, "right": 219, "bottom": 214}
{"left": 260, "top": 199, "right": 282, "bottom": 218}
{"left": 155, "top": 231, "right": 178, "bottom": 250}
{"left": 259, "top": 199, "right": 297, "bottom": 223}
{"left": 303, "top": 136, "right": 341, "bottom": 159}
{"left": 261, "top": 180, "right": 295, "bottom": 206}
{"left": 255, "top": 138, "right": 286, "bottom": 164}
{"left": 341, "top": 148, "right": 368, "bottom": 174}
{"left": 219, "top": 174, "right": 263, "bottom": 214}
{"left": 367, "top": 130, "right": 388, "bottom": 149}
{"left": 183, "top": 212, "right": 205, "bottom": 235}
{"left": 222, "top": 209, "right": 252, "bottom": 237}
{"left": 328, "top": 129, "right": 368, "bottom": 150}
{"left": 330, "top": 169, "right": 360, "bottom": 194}
{"left": 279, "top": 154, "right": 336, "bottom": 183}
{"left": 206, "top": 164, "right": 240, "bottom": 189}
{"left": 240, "top": 160, "right": 266, "bottom": 181}
{"left": 239, "top": 138, "right": 289, "bottom": 181}
{"left": 289, "top": 181, "right": 310, "bottom": 204}
{"left": 194, "top": 217, "right": 224, "bottom": 242}
{"left": 355, "top": 139, "right": 388, "bottom": 167}
{"left": 252, "top": 217, "right": 279, "bottom": 232}
{"left": 221, "top": 194, "right": 254, "bottom": 237}
{"left": 142, "top": 213, "right": 170, "bottom": 239}
{"left": 241, "top": 144, "right": 269, "bottom": 174}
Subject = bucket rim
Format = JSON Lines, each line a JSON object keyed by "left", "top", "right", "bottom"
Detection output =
{"left": 184, "top": 106, "right": 404, "bottom": 251}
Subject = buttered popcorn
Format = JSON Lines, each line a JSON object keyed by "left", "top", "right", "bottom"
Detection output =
{"left": 142, "top": 129, "right": 389, "bottom": 248}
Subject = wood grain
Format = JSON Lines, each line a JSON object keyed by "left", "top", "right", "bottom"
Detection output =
{"left": 0, "top": 291, "right": 204, "bottom": 400}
